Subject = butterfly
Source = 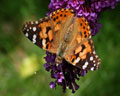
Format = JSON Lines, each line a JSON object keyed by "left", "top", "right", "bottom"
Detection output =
{"left": 23, "top": 8, "right": 101, "bottom": 71}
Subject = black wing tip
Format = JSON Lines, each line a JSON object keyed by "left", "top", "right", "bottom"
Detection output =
{"left": 22, "top": 20, "right": 40, "bottom": 33}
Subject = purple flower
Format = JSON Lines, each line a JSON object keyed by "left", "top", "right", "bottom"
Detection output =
{"left": 50, "top": 82, "right": 56, "bottom": 89}
{"left": 43, "top": 0, "right": 120, "bottom": 93}
{"left": 54, "top": 72, "right": 64, "bottom": 83}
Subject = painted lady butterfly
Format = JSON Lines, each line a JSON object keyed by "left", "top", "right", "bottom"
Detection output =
{"left": 23, "top": 8, "right": 101, "bottom": 71}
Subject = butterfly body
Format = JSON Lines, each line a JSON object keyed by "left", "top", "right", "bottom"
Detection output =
{"left": 23, "top": 8, "right": 101, "bottom": 71}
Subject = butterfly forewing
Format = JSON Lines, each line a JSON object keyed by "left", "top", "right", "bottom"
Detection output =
{"left": 23, "top": 17, "right": 55, "bottom": 51}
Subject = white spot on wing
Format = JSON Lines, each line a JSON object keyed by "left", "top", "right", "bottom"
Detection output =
{"left": 85, "top": 62, "right": 88, "bottom": 66}
{"left": 93, "top": 51, "right": 96, "bottom": 54}
{"left": 95, "top": 55, "right": 98, "bottom": 58}
{"left": 82, "top": 61, "right": 89, "bottom": 69}
{"left": 89, "top": 36, "right": 91, "bottom": 38}
{"left": 25, "top": 33, "right": 28, "bottom": 37}
{"left": 90, "top": 56, "right": 93, "bottom": 61}
{"left": 75, "top": 57, "right": 80, "bottom": 63}
{"left": 97, "top": 62, "right": 100, "bottom": 65}
{"left": 32, "top": 34, "right": 37, "bottom": 43}
{"left": 82, "top": 65, "right": 86, "bottom": 69}
{"left": 33, "top": 39, "right": 36, "bottom": 43}
{"left": 33, "top": 27, "right": 37, "bottom": 32}
{"left": 91, "top": 67, "right": 94, "bottom": 71}
{"left": 42, "top": 39, "right": 46, "bottom": 47}
{"left": 35, "top": 21, "right": 38, "bottom": 24}
{"left": 33, "top": 34, "right": 37, "bottom": 39}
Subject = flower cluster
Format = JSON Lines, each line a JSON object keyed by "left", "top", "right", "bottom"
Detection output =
{"left": 44, "top": 52, "right": 87, "bottom": 93}
{"left": 43, "top": 0, "right": 120, "bottom": 93}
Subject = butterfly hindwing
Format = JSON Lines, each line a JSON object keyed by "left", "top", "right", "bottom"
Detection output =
{"left": 64, "top": 39, "right": 101, "bottom": 71}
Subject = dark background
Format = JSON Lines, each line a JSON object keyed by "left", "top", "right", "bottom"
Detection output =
{"left": 0, "top": 0, "right": 120, "bottom": 96}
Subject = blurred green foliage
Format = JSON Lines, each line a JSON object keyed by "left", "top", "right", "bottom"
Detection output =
{"left": 0, "top": 0, "right": 120, "bottom": 96}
